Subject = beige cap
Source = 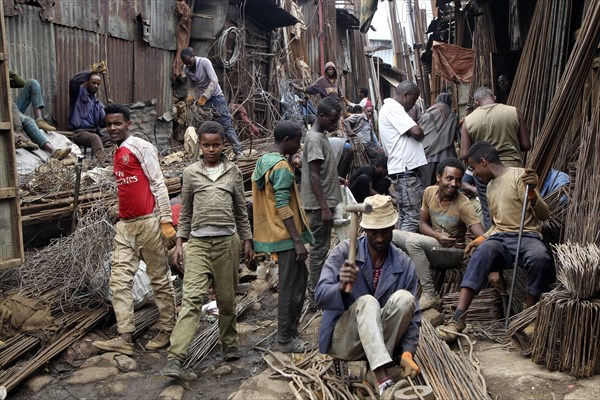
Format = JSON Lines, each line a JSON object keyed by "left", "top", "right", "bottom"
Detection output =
{"left": 360, "top": 194, "right": 398, "bottom": 229}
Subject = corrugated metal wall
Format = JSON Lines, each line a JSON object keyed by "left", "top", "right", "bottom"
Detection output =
{"left": 5, "top": 2, "right": 175, "bottom": 130}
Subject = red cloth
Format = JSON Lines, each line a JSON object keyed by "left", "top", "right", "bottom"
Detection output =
{"left": 365, "top": 99, "right": 373, "bottom": 109}
{"left": 171, "top": 203, "right": 181, "bottom": 227}
{"left": 114, "top": 146, "right": 155, "bottom": 219}
{"left": 432, "top": 41, "right": 475, "bottom": 83}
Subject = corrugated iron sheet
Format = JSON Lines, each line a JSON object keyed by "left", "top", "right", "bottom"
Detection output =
{"left": 5, "top": 5, "right": 57, "bottom": 118}
{"left": 5, "top": 3, "right": 174, "bottom": 129}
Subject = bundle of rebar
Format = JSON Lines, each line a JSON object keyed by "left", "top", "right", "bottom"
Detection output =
{"left": 527, "top": 0, "right": 600, "bottom": 183}
{"left": 18, "top": 203, "right": 115, "bottom": 311}
{"left": 563, "top": 88, "right": 600, "bottom": 246}
{"left": 442, "top": 288, "right": 502, "bottom": 322}
{"left": 432, "top": 266, "right": 464, "bottom": 298}
{"left": 507, "top": 303, "right": 539, "bottom": 356}
{"left": 531, "top": 289, "right": 600, "bottom": 377}
{"left": 554, "top": 243, "right": 600, "bottom": 299}
{"left": 416, "top": 319, "right": 491, "bottom": 400}
{"left": 507, "top": 0, "right": 572, "bottom": 147}
{"left": 183, "top": 294, "right": 254, "bottom": 368}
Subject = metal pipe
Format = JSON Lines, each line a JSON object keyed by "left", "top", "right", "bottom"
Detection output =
{"left": 505, "top": 184, "right": 530, "bottom": 329}
{"left": 318, "top": 0, "right": 325, "bottom": 74}
{"left": 71, "top": 155, "right": 85, "bottom": 232}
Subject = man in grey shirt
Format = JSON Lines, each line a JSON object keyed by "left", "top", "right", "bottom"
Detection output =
{"left": 180, "top": 47, "right": 243, "bottom": 158}
{"left": 301, "top": 97, "right": 343, "bottom": 309}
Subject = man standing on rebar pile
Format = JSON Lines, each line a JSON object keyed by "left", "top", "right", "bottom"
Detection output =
{"left": 460, "top": 86, "right": 531, "bottom": 230}
{"left": 68, "top": 62, "right": 110, "bottom": 162}
{"left": 179, "top": 47, "right": 244, "bottom": 159}
{"left": 379, "top": 81, "right": 426, "bottom": 233}
{"left": 291, "top": 62, "right": 343, "bottom": 102}
{"left": 315, "top": 195, "right": 421, "bottom": 400}
{"left": 392, "top": 159, "right": 485, "bottom": 311}
{"left": 92, "top": 103, "right": 177, "bottom": 356}
{"left": 437, "top": 141, "right": 554, "bottom": 342}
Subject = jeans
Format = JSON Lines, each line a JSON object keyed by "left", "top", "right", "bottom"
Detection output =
{"left": 110, "top": 216, "right": 176, "bottom": 334}
{"left": 206, "top": 95, "right": 243, "bottom": 155}
{"left": 277, "top": 248, "right": 308, "bottom": 343}
{"left": 15, "top": 79, "right": 45, "bottom": 113}
{"left": 13, "top": 101, "right": 49, "bottom": 148}
{"left": 461, "top": 232, "right": 555, "bottom": 296}
{"left": 328, "top": 291, "right": 415, "bottom": 370}
{"left": 392, "top": 173, "right": 424, "bottom": 233}
{"left": 168, "top": 234, "right": 241, "bottom": 362}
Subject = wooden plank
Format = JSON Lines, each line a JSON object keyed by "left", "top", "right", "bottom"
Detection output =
{"left": 0, "top": 52, "right": 5, "bottom": 61}
{"left": 0, "top": 257, "right": 24, "bottom": 270}
{"left": 0, "top": 121, "right": 12, "bottom": 130}
{"left": 0, "top": 187, "right": 17, "bottom": 199}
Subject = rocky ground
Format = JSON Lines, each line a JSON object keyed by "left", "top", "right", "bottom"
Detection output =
{"left": 6, "top": 279, "right": 600, "bottom": 400}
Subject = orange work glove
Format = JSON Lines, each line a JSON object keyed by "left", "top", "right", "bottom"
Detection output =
{"left": 185, "top": 95, "right": 194, "bottom": 106}
{"left": 160, "top": 222, "right": 177, "bottom": 249}
{"left": 520, "top": 168, "right": 539, "bottom": 201}
{"left": 196, "top": 95, "right": 208, "bottom": 106}
{"left": 464, "top": 235, "right": 485, "bottom": 257}
{"left": 399, "top": 352, "right": 420, "bottom": 379}
{"left": 92, "top": 61, "right": 107, "bottom": 74}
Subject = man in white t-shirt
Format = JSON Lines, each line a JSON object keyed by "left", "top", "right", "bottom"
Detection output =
{"left": 379, "top": 81, "right": 426, "bottom": 232}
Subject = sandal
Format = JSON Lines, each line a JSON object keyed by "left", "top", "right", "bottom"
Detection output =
{"left": 273, "top": 337, "right": 315, "bottom": 353}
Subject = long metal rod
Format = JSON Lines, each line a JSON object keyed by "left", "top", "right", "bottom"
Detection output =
{"left": 71, "top": 155, "right": 85, "bottom": 232}
{"left": 505, "top": 184, "right": 530, "bottom": 329}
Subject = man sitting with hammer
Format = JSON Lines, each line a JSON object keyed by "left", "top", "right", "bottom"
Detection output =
{"left": 392, "top": 158, "right": 485, "bottom": 310}
{"left": 315, "top": 194, "right": 421, "bottom": 399}
{"left": 437, "top": 141, "right": 555, "bottom": 341}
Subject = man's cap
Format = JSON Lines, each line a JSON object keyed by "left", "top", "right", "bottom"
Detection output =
{"left": 365, "top": 99, "right": 373, "bottom": 109}
{"left": 360, "top": 194, "right": 398, "bottom": 229}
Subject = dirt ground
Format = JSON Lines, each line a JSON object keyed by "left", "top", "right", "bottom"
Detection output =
{"left": 6, "top": 281, "right": 600, "bottom": 400}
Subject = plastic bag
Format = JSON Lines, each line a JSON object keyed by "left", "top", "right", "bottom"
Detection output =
{"left": 333, "top": 185, "right": 357, "bottom": 241}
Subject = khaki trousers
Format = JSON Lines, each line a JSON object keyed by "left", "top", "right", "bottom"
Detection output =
{"left": 329, "top": 290, "right": 415, "bottom": 370}
{"left": 110, "top": 215, "right": 176, "bottom": 333}
{"left": 168, "top": 234, "right": 241, "bottom": 362}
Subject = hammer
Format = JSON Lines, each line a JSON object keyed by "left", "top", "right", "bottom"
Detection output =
{"left": 342, "top": 202, "right": 373, "bottom": 293}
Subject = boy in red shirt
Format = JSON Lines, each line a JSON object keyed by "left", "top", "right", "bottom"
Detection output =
{"left": 92, "top": 104, "right": 177, "bottom": 355}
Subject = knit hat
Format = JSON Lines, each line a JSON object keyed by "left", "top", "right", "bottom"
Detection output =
{"left": 365, "top": 99, "right": 374, "bottom": 109}
{"left": 360, "top": 194, "right": 398, "bottom": 229}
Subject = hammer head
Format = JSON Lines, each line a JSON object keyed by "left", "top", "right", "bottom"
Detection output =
{"left": 344, "top": 202, "right": 373, "bottom": 214}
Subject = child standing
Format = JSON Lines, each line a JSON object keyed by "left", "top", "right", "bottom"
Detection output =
{"left": 252, "top": 121, "right": 314, "bottom": 352}
{"left": 163, "top": 121, "right": 253, "bottom": 378}
{"left": 300, "top": 97, "right": 343, "bottom": 307}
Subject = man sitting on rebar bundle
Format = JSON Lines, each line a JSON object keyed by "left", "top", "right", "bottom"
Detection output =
{"left": 179, "top": 47, "right": 244, "bottom": 160}
{"left": 315, "top": 195, "right": 421, "bottom": 400}
{"left": 392, "top": 159, "right": 485, "bottom": 311}
{"left": 437, "top": 141, "right": 555, "bottom": 342}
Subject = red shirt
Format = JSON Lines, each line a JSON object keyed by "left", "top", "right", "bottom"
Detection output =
{"left": 114, "top": 142, "right": 155, "bottom": 219}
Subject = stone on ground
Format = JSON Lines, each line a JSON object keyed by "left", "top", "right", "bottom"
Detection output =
{"left": 159, "top": 384, "right": 185, "bottom": 400}
{"left": 23, "top": 374, "right": 53, "bottom": 392}
{"left": 80, "top": 352, "right": 120, "bottom": 368}
{"left": 64, "top": 366, "right": 120, "bottom": 384}
{"left": 115, "top": 354, "right": 138, "bottom": 371}
{"left": 213, "top": 365, "right": 232, "bottom": 376}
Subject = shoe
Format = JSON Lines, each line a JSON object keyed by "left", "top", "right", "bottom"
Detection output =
{"left": 51, "top": 148, "right": 71, "bottom": 160}
{"left": 418, "top": 292, "right": 441, "bottom": 310}
{"left": 14, "top": 130, "right": 39, "bottom": 150}
{"left": 36, "top": 118, "right": 56, "bottom": 131}
{"left": 146, "top": 330, "right": 171, "bottom": 351}
{"left": 273, "top": 337, "right": 315, "bottom": 353}
{"left": 162, "top": 359, "right": 183, "bottom": 379}
{"left": 436, "top": 315, "right": 466, "bottom": 342}
{"left": 92, "top": 336, "right": 134, "bottom": 356}
{"left": 222, "top": 345, "right": 241, "bottom": 361}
